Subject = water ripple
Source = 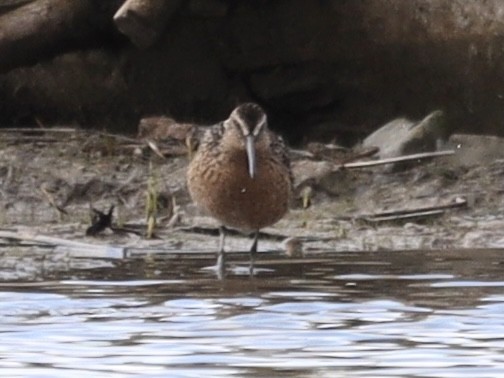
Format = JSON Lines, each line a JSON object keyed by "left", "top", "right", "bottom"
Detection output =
{"left": 0, "top": 248, "right": 503, "bottom": 377}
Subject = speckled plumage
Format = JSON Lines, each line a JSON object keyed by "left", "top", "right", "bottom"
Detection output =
{"left": 187, "top": 103, "right": 292, "bottom": 276}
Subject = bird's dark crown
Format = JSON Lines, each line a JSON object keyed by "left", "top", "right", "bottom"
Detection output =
{"left": 228, "top": 103, "right": 267, "bottom": 137}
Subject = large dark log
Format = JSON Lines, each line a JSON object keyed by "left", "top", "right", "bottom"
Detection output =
{"left": 113, "top": 0, "right": 182, "bottom": 48}
{"left": 0, "top": 0, "right": 35, "bottom": 14}
{"left": 3, "top": 0, "right": 504, "bottom": 142}
{"left": 0, "top": 0, "right": 117, "bottom": 74}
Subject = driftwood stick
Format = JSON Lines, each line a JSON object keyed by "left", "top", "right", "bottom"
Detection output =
{"left": 367, "top": 197, "right": 467, "bottom": 218}
{"left": 363, "top": 209, "right": 446, "bottom": 222}
{"left": 0, "top": 230, "right": 125, "bottom": 259}
{"left": 359, "top": 197, "right": 467, "bottom": 222}
{"left": 341, "top": 150, "right": 455, "bottom": 169}
{"left": 0, "top": 230, "right": 102, "bottom": 248}
{"left": 113, "top": 0, "right": 182, "bottom": 48}
{"left": 0, "top": 127, "right": 77, "bottom": 133}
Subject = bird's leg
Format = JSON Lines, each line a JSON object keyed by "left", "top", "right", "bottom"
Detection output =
{"left": 217, "top": 226, "right": 226, "bottom": 279}
{"left": 249, "top": 231, "right": 259, "bottom": 276}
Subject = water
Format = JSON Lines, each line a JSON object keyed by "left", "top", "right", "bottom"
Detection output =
{"left": 1, "top": 248, "right": 504, "bottom": 377}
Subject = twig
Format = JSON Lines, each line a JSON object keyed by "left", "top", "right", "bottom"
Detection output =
{"left": 342, "top": 150, "right": 455, "bottom": 169}
{"left": 4, "top": 136, "right": 64, "bottom": 143}
{"left": 0, "top": 230, "right": 126, "bottom": 259}
{"left": 363, "top": 209, "right": 446, "bottom": 222}
{"left": 0, "top": 230, "right": 102, "bottom": 248}
{"left": 0, "top": 127, "right": 77, "bottom": 133}
{"left": 358, "top": 197, "right": 467, "bottom": 222}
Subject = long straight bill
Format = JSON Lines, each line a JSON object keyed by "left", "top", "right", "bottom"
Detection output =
{"left": 246, "top": 135, "right": 256, "bottom": 178}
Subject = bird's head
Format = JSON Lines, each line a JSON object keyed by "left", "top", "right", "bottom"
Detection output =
{"left": 222, "top": 103, "right": 270, "bottom": 178}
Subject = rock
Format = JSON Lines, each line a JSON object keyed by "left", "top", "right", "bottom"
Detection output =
{"left": 361, "top": 110, "right": 450, "bottom": 171}
{"left": 282, "top": 237, "right": 304, "bottom": 258}
{"left": 445, "top": 134, "right": 504, "bottom": 166}
{"left": 4, "top": 0, "right": 504, "bottom": 144}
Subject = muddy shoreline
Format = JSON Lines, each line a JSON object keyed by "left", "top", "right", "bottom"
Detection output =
{"left": 1, "top": 127, "right": 504, "bottom": 280}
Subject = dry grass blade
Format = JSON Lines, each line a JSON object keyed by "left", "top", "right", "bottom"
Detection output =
{"left": 39, "top": 184, "right": 68, "bottom": 216}
{"left": 146, "top": 140, "right": 166, "bottom": 159}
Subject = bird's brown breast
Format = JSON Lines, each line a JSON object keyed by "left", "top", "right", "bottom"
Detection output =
{"left": 187, "top": 147, "right": 291, "bottom": 232}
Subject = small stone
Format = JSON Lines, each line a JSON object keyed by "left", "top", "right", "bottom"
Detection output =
{"left": 282, "top": 237, "right": 304, "bottom": 258}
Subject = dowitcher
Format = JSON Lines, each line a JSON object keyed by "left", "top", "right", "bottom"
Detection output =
{"left": 187, "top": 103, "right": 292, "bottom": 277}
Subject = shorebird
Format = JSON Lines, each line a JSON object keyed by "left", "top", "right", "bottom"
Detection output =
{"left": 187, "top": 103, "right": 292, "bottom": 277}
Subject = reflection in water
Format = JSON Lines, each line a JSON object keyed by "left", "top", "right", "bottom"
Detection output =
{"left": 0, "top": 249, "right": 504, "bottom": 377}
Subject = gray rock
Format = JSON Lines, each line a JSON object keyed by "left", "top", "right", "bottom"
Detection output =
{"left": 445, "top": 134, "right": 504, "bottom": 166}
{"left": 362, "top": 110, "right": 449, "bottom": 160}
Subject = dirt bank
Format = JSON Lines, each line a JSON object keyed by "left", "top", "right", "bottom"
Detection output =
{"left": 2, "top": 128, "right": 504, "bottom": 260}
